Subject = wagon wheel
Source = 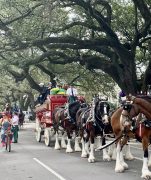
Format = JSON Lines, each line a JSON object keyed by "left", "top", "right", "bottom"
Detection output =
{"left": 35, "top": 119, "right": 41, "bottom": 142}
{"left": 44, "top": 128, "right": 51, "bottom": 146}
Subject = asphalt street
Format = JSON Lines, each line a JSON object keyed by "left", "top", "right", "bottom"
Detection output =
{"left": 0, "top": 123, "right": 148, "bottom": 180}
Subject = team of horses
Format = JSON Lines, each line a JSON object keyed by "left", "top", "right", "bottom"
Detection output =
{"left": 41, "top": 94, "right": 151, "bottom": 179}
{"left": 52, "top": 95, "right": 112, "bottom": 162}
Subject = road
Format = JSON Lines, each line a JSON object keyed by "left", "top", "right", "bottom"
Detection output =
{"left": 0, "top": 123, "right": 149, "bottom": 180}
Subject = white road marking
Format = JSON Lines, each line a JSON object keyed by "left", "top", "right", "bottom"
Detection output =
{"left": 131, "top": 145, "right": 151, "bottom": 151}
{"left": 134, "top": 157, "right": 143, "bottom": 161}
{"left": 33, "top": 158, "right": 67, "bottom": 180}
{"left": 129, "top": 145, "right": 151, "bottom": 161}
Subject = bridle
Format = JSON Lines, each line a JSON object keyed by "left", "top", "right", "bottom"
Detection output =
{"left": 121, "top": 102, "right": 137, "bottom": 126}
{"left": 96, "top": 101, "right": 110, "bottom": 123}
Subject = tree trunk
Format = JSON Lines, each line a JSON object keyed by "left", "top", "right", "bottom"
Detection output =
{"left": 106, "top": 54, "right": 137, "bottom": 95}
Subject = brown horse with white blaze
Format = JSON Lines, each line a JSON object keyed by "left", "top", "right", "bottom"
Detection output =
{"left": 111, "top": 96, "right": 151, "bottom": 179}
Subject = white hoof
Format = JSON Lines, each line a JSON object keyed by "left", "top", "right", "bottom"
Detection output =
{"left": 122, "top": 162, "right": 128, "bottom": 170}
{"left": 61, "top": 144, "right": 67, "bottom": 149}
{"left": 115, "top": 165, "right": 125, "bottom": 173}
{"left": 81, "top": 152, "right": 88, "bottom": 158}
{"left": 103, "top": 156, "right": 111, "bottom": 162}
{"left": 124, "top": 154, "right": 134, "bottom": 160}
{"left": 54, "top": 144, "right": 61, "bottom": 150}
{"left": 75, "top": 147, "right": 82, "bottom": 152}
{"left": 61, "top": 141, "right": 67, "bottom": 149}
{"left": 88, "top": 157, "right": 95, "bottom": 163}
{"left": 66, "top": 148, "right": 73, "bottom": 153}
{"left": 141, "top": 170, "right": 151, "bottom": 179}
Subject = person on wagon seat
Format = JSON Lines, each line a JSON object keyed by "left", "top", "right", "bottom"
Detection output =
{"left": 37, "top": 83, "right": 47, "bottom": 104}
{"left": 45, "top": 82, "right": 52, "bottom": 96}
{"left": 66, "top": 85, "right": 78, "bottom": 103}
{"left": 66, "top": 85, "right": 78, "bottom": 123}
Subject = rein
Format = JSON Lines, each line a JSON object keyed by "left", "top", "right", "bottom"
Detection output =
{"left": 95, "top": 133, "right": 123, "bottom": 151}
{"left": 94, "top": 113, "right": 102, "bottom": 121}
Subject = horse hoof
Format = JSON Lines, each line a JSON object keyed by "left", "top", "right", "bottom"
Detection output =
{"left": 111, "top": 157, "right": 116, "bottom": 161}
{"left": 115, "top": 166, "right": 125, "bottom": 173}
{"left": 103, "top": 157, "right": 111, "bottom": 162}
{"left": 75, "top": 148, "right": 82, "bottom": 152}
{"left": 88, "top": 158, "right": 95, "bottom": 163}
{"left": 81, "top": 153, "right": 88, "bottom": 158}
{"left": 122, "top": 162, "right": 128, "bottom": 170}
{"left": 66, "top": 149, "right": 73, "bottom": 153}
{"left": 124, "top": 155, "right": 134, "bottom": 161}
{"left": 54, "top": 147, "right": 61, "bottom": 150}
{"left": 61, "top": 144, "right": 67, "bottom": 149}
{"left": 141, "top": 175, "right": 151, "bottom": 180}
{"left": 141, "top": 171, "right": 151, "bottom": 179}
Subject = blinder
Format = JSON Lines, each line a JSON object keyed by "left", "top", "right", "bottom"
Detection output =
{"left": 123, "top": 103, "right": 132, "bottom": 113}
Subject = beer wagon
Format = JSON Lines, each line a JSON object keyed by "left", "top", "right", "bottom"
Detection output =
{"left": 35, "top": 95, "right": 68, "bottom": 146}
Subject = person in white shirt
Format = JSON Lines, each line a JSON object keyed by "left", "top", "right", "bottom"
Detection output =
{"left": 11, "top": 112, "right": 19, "bottom": 143}
{"left": 66, "top": 85, "right": 78, "bottom": 104}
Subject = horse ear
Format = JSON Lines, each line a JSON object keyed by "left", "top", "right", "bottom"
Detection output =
{"left": 126, "top": 94, "right": 136, "bottom": 102}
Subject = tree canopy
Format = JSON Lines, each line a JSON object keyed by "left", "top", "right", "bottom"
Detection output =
{"left": 0, "top": 0, "right": 151, "bottom": 108}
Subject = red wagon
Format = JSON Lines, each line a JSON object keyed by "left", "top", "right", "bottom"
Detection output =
{"left": 35, "top": 95, "right": 68, "bottom": 146}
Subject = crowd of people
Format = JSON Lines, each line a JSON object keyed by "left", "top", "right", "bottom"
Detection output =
{"left": 0, "top": 103, "right": 24, "bottom": 147}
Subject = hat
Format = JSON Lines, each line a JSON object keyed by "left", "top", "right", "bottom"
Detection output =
{"left": 48, "top": 82, "right": 52, "bottom": 85}
{"left": 39, "top": 82, "right": 44, "bottom": 86}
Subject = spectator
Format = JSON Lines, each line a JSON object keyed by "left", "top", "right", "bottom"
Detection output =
{"left": 11, "top": 112, "right": 19, "bottom": 143}
{"left": 0, "top": 113, "right": 12, "bottom": 147}
{"left": 12, "top": 103, "right": 19, "bottom": 113}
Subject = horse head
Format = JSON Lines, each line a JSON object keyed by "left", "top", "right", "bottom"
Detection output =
{"left": 120, "top": 102, "right": 133, "bottom": 129}
{"left": 95, "top": 99, "right": 110, "bottom": 125}
{"left": 120, "top": 101, "right": 144, "bottom": 131}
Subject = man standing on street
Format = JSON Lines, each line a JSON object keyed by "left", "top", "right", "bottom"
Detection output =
{"left": 11, "top": 112, "right": 19, "bottom": 143}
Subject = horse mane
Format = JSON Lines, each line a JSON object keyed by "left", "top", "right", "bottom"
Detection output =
{"left": 136, "top": 95, "right": 151, "bottom": 103}
{"left": 133, "top": 97, "right": 151, "bottom": 116}
{"left": 129, "top": 103, "right": 151, "bottom": 119}
{"left": 69, "top": 101, "right": 80, "bottom": 109}
{"left": 112, "top": 103, "right": 151, "bottom": 121}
